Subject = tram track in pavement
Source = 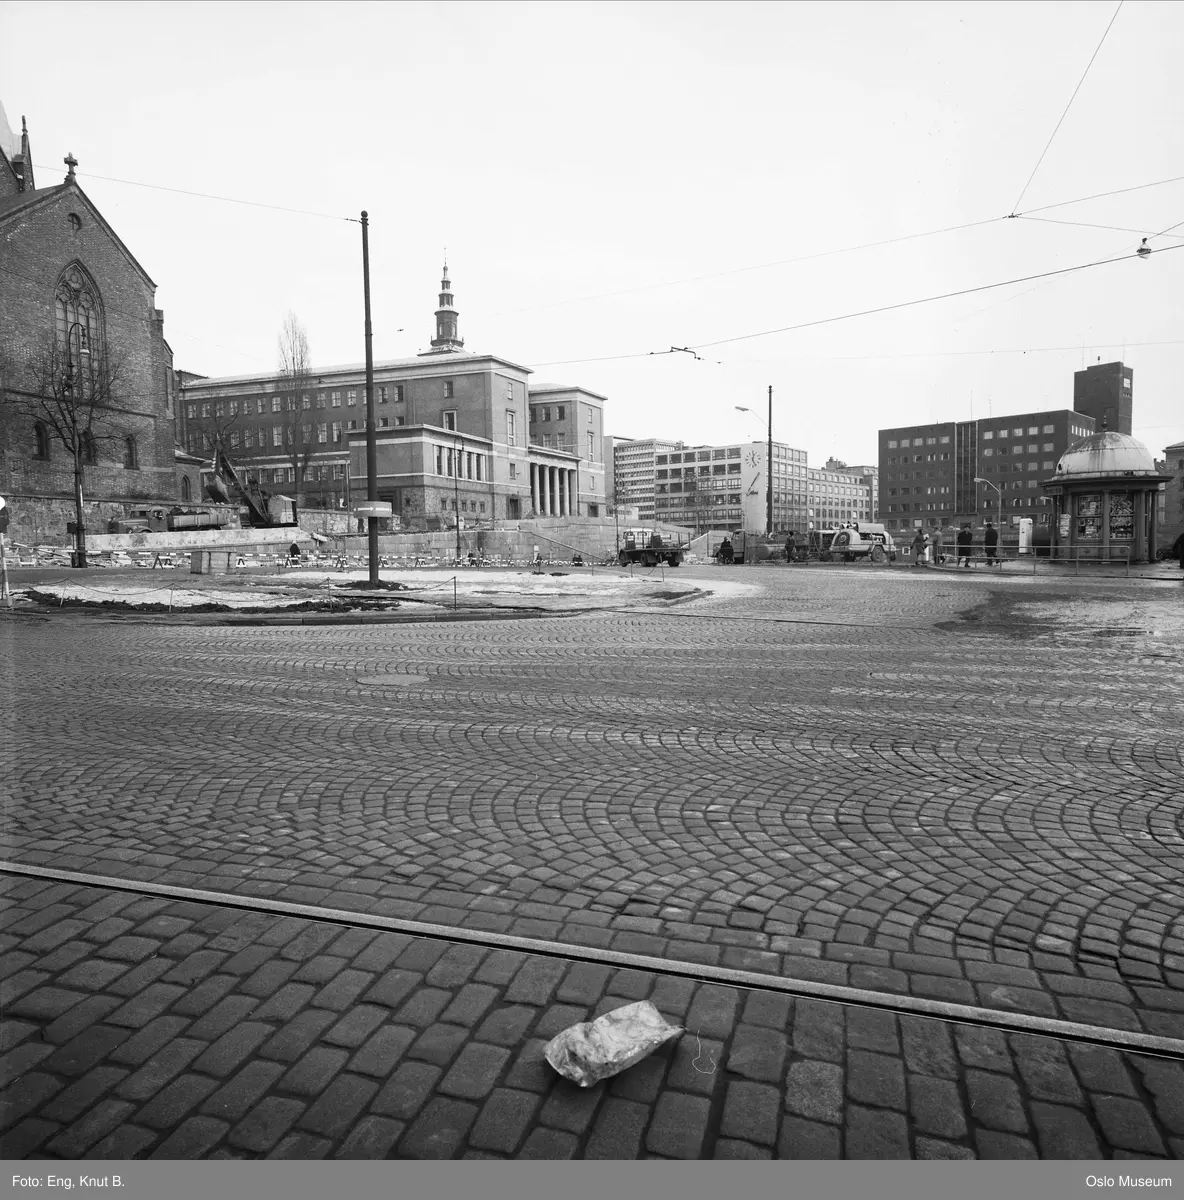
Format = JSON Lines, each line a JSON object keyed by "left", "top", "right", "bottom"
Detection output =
{"left": 5, "top": 860, "right": 1183, "bottom": 1064}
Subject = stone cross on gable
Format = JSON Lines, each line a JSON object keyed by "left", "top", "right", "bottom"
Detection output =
{"left": 64, "top": 153, "right": 77, "bottom": 180}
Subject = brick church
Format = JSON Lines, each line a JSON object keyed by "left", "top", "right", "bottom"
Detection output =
{"left": 0, "top": 103, "right": 183, "bottom": 549}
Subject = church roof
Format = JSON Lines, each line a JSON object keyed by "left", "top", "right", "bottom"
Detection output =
{"left": 1053, "top": 430, "right": 1159, "bottom": 479}
{"left": 0, "top": 182, "right": 65, "bottom": 220}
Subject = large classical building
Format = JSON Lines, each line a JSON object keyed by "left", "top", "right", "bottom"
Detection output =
{"left": 180, "top": 266, "right": 607, "bottom": 529}
{"left": 0, "top": 106, "right": 179, "bottom": 546}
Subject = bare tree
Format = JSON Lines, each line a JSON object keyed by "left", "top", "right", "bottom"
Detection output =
{"left": 277, "top": 313, "right": 315, "bottom": 506}
{"left": 4, "top": 334, "right": 125, "bottom": 568}
{"left": 186, "top": 401, "right": 241, "bottom": 462}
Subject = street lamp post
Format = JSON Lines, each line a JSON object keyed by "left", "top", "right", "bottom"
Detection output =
{"left": 974, "top": 477, "right": 1002, "bottom": 544}
{"left": 361, "top": 210, "right": 379, "bottom": 586}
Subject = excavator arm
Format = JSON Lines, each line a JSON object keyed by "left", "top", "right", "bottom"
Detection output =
{"left": 205, "top": 447, "right": 276, "bottom": 527}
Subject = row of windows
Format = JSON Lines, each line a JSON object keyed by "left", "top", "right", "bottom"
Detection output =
{"left": 886, "top": 435, "right": 953, "bottom": 449}
{"left": 186, "top": 386, "right": 410, "bottom": 420}
{"left": 981, "top": 425, "right": 1056, "bottom": 439}
{"left": 30, "top": 422, "right": 138, "bottom": 468}
{"left": 529, "top": 405, "right": 594, "bottom": 424}
{"left": 183, "top": 376, "right": 526, "bottom": 421}
{"left": 886, "top": 454, "right": 951, "bottom": 464}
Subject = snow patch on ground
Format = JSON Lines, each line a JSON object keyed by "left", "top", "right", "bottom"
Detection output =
{"left": 26, "top": 565, "right": 759, "bottom": 610}
{"left": 30, "top": 584, "right": 315, "bottom": 609}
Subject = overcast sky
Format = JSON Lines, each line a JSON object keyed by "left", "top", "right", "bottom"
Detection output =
{"left": 3, "top": 0, "right": 1182, "bottom": 464}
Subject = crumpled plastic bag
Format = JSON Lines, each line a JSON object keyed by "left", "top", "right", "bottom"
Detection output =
{"left": 544, "top": 1000, "right": 683, "bottom": 1087}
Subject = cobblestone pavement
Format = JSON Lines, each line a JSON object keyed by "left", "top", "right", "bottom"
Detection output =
{"left": 2, "top": 877, "right": 1181, "bottom": 1160}
{"left": 3, "top": 566, "right": 1183, "bottom": 1045}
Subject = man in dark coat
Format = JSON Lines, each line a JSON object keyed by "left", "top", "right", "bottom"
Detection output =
{"left": 984, "top": 520, "right": 999, "bottom": 566}
{"left": 956, "top": 524, "right": 973, "bottom": 567}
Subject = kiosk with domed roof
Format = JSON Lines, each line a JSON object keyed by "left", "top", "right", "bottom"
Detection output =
{"left": 1041, "top": 428, "right": 1170, "bottom": 564}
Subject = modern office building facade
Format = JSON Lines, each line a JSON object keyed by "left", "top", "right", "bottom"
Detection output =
{"left": 806, "top": 464, "right": 874, "bottom": 529}
{"left": 878, "top": 409, "right": 1097, "bottom": 532}
{"left": 608, "top": 436, "right": 685, "bottom": 522}
{"left": 652, "top": 439, "right": 810, "bottom": 533}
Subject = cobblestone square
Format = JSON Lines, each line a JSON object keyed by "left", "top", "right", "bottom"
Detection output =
{"left": 2, "top": 565, "right": 1182, "bottom": 1157}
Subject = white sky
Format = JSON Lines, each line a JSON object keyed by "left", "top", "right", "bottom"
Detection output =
{"left": 3, "top": 0, "right": 1182, "bottom": 464}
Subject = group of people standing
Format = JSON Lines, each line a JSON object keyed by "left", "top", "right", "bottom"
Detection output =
{"left": 911, "top": 521, "right": 999, "bottom": 568}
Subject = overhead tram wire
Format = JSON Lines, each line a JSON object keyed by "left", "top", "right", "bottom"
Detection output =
{"left": 73, "top": 169, "right": 359, "bottom": 224}
{"left": 529, "top": 244, "right": 1184, "bottom": 368}
{"left": 690, "top": 244, "right": 1184, "bottom": 352}
{"left": 1015, "top": 215, "right": 1184, "bottom": 239}
{"left": 65, "top": 161, "right": 1184, "bottom": 313}
{"left": 1010, "top": 0, "right": 1125, "bottom": 216}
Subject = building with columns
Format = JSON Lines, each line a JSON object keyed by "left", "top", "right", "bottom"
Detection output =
{"left": 180, "top": 264, "right": 608, "bottom": 529}
{"left": 1041, "top": 430, "right": 1170, "bottom": 563}
{"left": 528, "top": 384, "right": 606, "bottom": 516}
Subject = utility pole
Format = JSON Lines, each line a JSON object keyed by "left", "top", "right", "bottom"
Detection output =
{"left": 361, "top": 211, "right": 379, "bottom": 585}
{"left": 766, "top": 384, "right": 773, "bottom": 537}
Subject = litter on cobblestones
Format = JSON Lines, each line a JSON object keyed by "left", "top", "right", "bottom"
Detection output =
{"left": 544, "top": 1000, "right": 682, "bottom": 1087}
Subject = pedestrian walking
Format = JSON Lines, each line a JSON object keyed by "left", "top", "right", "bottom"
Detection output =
{"left": 956, "top": 523, "right": 973, "bottom": 567}
{"left": 910, "top": 527, "right": 929, "bottom": 566}
{"left": 984, "top": 520, "right": 999, "bottom": 567}
{"left": 784, "top": 531, "right": 796, "bottom": 563}
{"left": 931, "top": 524, "right": 945, "bottom": 565}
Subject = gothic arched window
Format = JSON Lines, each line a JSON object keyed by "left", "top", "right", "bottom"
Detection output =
{"left": 81, "top": 430, "right": 98, "bottom": 465}
{"left": 33, "top": 421, "right": 51, "bottom": 460}
{"left": 123, "top": 435, "right": 138, "bottom": 469}
{"left": 181, "top": 475, "right": 192, "bottom": 502}
{"left": 55, "top": 263, "right": 103, "bottom": 386}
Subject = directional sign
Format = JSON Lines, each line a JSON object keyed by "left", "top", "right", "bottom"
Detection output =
{"left": 355, "top": 501, "right": 393, "bottom": 518}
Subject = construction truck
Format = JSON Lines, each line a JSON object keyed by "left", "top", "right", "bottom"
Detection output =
{"left": 617, "top": 528, "right": 685, "bottom": 567}
{"left": 204, "top": 449, "right": 298, "bottom": 528}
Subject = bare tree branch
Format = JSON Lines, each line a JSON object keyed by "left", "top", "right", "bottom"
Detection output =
{"left": 0, "top": 334, "right": 128, "bottom": 567}
{"left": 277, "top": 312, "right": 315, "bottom": 501}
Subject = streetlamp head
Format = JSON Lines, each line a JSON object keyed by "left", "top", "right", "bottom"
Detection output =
{"left": 735, "top": 406, "right": 750, "bottom": 413}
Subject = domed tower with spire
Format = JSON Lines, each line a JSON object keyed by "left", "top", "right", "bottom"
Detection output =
{"left": 427, "top": 258, "right": 464, "bottom": 354}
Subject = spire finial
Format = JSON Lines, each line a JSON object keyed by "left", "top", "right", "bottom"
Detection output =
{"left": 64, "top": 152, "right": 78, "bottom": 180}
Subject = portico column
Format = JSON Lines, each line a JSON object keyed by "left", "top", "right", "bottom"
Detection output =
{"left": 542, "top": 465, "right": 551, "bottom": 516}
{"left": 558, "top": 469, "right": 567, "bottom": 517}
{"left": 549, "top": 466, "right": 557, "bottom": 516}
{"left": 529, "top": 463, "right": 537, "bottom": 513}
{"left": 568, "top": 470, "right": 576, "bottom": 516}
